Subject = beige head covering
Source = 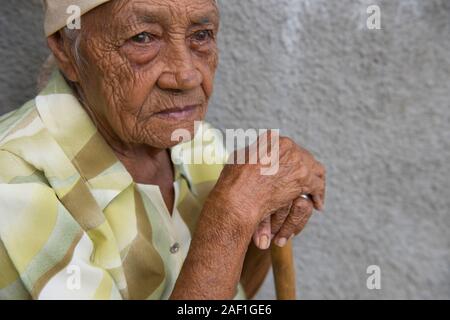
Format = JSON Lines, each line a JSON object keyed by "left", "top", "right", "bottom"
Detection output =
{"left": 43, "top": 0, "right": 219, "bottom": 37}
{"left": 43, "top": 0, "right": 110, "bottom": 36}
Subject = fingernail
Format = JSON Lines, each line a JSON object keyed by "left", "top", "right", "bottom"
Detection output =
{"left": 259, "top": 235, "right": 270, "bottom": 250}
{"left": 275, "top": 237, "right": 287, "bottom": 247}
{"left": 320, "top": 202, "right": 325, "bottom": 211}
{"left": 255, "top": 237, "right": 260, "bottom": 248}
{"left": 317, "top": 201, "right": 324, "bottom": 212}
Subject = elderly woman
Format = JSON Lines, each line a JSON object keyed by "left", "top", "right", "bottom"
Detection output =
{"left": 0, "top": 0, "right": 325, "bottom": 300}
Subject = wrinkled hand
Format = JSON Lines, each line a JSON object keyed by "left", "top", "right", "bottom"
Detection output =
{"left": 213, "top": 131, "right": 326, "bottom": 250}
{"left": 253, "top": 141, "right": 326, "bottom": 249}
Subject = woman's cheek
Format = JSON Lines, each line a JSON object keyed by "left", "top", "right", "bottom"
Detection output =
{"left": 197, "top": 55, "right": 218, "bottom": 97}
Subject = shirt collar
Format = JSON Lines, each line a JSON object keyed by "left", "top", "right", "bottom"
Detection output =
{"left": 35, "top": 70, "right": 185, "bottom": 210}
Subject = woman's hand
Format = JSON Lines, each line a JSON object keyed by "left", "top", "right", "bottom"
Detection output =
{"left": 213, "top": 131, "right": 326, "bottom": 249}
{"left": 171, "top": 131, "right": 326, "bottom": 299}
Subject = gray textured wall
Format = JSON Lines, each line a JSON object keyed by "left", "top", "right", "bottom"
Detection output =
{"left": 0, "top": 0, "right": 449, "bottom": 299}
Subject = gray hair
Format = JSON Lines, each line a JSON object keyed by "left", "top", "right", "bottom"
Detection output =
{"left": 63, "top": 27, "right": 87, "bottom": 73}
{"left": 37, "top": 27, "right": 84, "bottom": 90}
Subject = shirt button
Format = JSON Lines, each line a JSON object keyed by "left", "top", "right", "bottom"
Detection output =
{"left": 170, "top": 242, "right": 180, "bottom": 254}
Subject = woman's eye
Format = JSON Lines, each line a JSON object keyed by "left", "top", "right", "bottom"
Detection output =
{"left": 131, "top": 32, "right": 155, "bottom": 44}
{"left": 192, "top": 30, "right": 213, "bottom": 43}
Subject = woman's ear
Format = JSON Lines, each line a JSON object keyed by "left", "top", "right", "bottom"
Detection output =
{"left": 47, "top": 31, "right": 80, "bottom": 82}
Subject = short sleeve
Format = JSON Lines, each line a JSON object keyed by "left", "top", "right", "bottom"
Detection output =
{"left": 0, "top": 181, "right": 66, "bottom": 299}
{"left": 0, "top": 151, "right": 42, "bottom": 299}
{"left": 0, "top": 238, "right": 31, "bottom": 300}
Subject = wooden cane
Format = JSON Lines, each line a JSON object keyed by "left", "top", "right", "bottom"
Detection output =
{"left": 271, "top": 238, "right": 296, "bottom": 300}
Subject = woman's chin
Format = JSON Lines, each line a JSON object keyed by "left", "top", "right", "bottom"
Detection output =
{"left": 139, "top": 122, "right": 199, "bottom": 149}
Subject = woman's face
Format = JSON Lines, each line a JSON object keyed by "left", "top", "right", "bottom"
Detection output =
{"left": 68, "top": 0, "right": 220, "bottom": 148}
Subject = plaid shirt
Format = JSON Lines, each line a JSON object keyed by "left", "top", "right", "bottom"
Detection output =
{"left": 0, "top": 70, "right": 245, "bottom": 300}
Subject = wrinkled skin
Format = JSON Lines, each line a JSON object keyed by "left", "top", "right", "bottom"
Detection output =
{"left": 47, "top": 0, "right": 326, "bottom": 299}
{"left": 61, "top": 0, "right": 219, "bottom": 148}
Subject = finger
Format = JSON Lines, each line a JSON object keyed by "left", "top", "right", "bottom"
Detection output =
{"left": 253, "top": 216, "right": 272, "bottom": 250}
{"left": 293, "top": 162, "right": 323, "bottom": 211}
{"left": 270, "top": 205, "right": 291, "bottom": 236}
{"left": 314, "top": 161, "right": 326, "bottom": 207}
{"left": 313, "top": 161, "right": 326, "bottom": 179}
{"left": 273, "top": 198, "right": 313, "bottom": 247}
{"left": 318, "top": 183, "right": 326, "bottom": 211}
{"left": 309, "top": 173, "right": 326, "bottom": 211}
{"left": 292, "top": 197, "right": 314, "bottom": 235}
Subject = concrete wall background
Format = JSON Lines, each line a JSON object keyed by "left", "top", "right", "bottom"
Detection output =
{"left": 0, "top": 0, "right": 449, "bottom": 299}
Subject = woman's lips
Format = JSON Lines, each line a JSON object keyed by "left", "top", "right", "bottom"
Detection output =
{"left": 154, "top": 104, "right": 200, "bottom": 120}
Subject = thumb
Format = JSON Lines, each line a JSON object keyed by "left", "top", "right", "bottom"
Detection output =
{"left": 253, "top": 216, "right": 272, "bottom": 250}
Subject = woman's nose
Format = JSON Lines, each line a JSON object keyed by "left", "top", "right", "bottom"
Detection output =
{"left": 157, "top": 48, "right": 203, "bottom": 91}
{"left": 157, "top": 68, "right": 203, "bottom": 91}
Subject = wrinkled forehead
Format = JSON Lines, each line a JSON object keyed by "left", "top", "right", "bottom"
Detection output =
{"left": 43, "top": 0, "right": 219, "bottom": 36}
{"left": 111, "top": 0, "right": 220, "bottom": 26}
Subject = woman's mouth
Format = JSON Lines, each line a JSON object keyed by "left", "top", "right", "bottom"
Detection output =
{"left": 154, "top": 104, "right": 200, "bottom": 121}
